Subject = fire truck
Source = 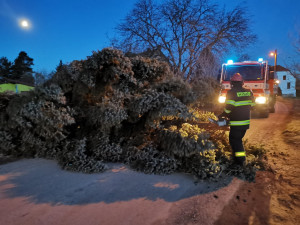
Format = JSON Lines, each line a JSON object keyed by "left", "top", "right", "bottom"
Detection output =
{"left": 218, "top": 59, "right": 279, "bottom": 118}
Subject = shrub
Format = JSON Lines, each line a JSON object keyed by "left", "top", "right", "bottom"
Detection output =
{"left": 191, "top": 76, "right": 220, "bottom": 108}
{"left": 189, "top": 109, "right": 217, "bottom": 122}
{"left": 125, "top": 145, "right": 178, "bottom": 175}
{"left": 1, "top": 85, "right": 75, "bottom": 158}
{"left": 128, "top": 91, "right": 192, "bottom": 126}
{"left": 59, "top": 138, "right": 107, "bottom": 173}
{"left": 131, "top": 56, "right": 170, "bottom": 84}
{"left": 159, "top": 123, "right": 214, "bottom": 157}
{"left": 86, "top": 102, "right": 128, "bottom": 132}
{"left": 184, "top": 150, "right": 222, "bottom": 179}
{"left": 89, "top": 135, "right": 124, "bottom": 162}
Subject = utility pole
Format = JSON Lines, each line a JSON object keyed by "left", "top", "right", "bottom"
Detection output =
{"left": 274, "top": 49, "right": 277, "bottom": 78}
{"left": 270, "top": 49, "right": 278, "bottom": 78}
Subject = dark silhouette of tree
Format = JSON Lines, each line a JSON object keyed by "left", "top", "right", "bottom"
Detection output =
{"left": 56, "top": 60, "right": 64, "bottom": 72}
{"left": 295, "top": 28, "right": 300, "bottom": 54}
{"left": 237, "top": 53, "right": 251, "bottom": 62}
{"left": 285, "top": 28, "right": 300, "bottom": 77}
{"left": 11, "top": 51, "right": 34, "bottom": 80}
{"left": 115, "top": 0, "right": 256, "bottom": 80}
{"left": 0, "top": 57, "right": 12, "bottom": 78}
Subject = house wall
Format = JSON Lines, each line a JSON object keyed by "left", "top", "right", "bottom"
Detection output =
{"left": 277, "top": 71, "right": 296, "bottom": 97}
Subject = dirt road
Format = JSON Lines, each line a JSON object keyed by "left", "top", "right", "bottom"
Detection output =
{"left": 0, "top": 98, "right": 299, "bottom": 225}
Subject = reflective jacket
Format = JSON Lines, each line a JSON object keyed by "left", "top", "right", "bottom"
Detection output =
{"left": 221, "top": 85, "right": 255, "bottom": 129}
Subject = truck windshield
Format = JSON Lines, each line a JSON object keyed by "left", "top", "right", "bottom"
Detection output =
{"left": 223, "top": 64, "right": 264, "bottom": 81}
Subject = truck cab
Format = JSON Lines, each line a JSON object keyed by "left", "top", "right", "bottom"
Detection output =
{"left": 218, "top": 60, "right": 279, "bottom": 118}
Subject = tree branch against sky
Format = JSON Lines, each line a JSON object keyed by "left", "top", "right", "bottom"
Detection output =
{"left": 115, "top": 0, "right": 256, "bottom": 79}
{"left": 284, "top": 28, "right": 300, "bottom": 77}
{"left": 294, "top": 28, "right": 300, "bottom": 55}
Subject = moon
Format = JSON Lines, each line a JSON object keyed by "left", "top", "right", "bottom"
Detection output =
{"left": 19, "top": 19, "right": 31, "bottom": 29}
{"left": 21, "top": 20, "right": 29, "bottom": 27}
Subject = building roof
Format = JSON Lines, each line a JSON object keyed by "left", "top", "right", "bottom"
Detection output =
{"left": 269, "top": 65, "right": 289, "bottom": 72}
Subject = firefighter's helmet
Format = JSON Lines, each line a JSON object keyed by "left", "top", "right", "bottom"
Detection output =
{"left": 230, "top": 73, "right": 243, "bottom": 82}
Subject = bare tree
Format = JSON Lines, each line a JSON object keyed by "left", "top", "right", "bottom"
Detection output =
{"left": 292, "top": 28, "right": 300, "bottom": 75}
{"left": 191, "top": 47, "right": 220, "bottom": 79}
{"left": 115, "top": 0, "right": 256, "bottom": 80}
{"left": 285, "top": 28, "right": 300, "bottom": 77}
{"left": 294, "top": 28, "right": 300, "bottom": 55}
{"left": 287, "top": 59, "right": 300, "bottom": 77}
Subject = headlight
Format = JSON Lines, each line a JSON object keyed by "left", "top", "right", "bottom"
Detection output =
{"left": 218, "top": 96, "right": 226, "bottom": 103}
{"left": 275, "top": 79, "right": 280, "bottom": 84}
{"left": 255, "top": 96, "right": 267, "bottom": 104}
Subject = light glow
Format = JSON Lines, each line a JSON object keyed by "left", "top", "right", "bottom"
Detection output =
{"left": 255, "top": 96, "right": 267, "bottom": 104}
{"left": 275, "top": 79, "right": 280, "bottom": 84}
{"left": 227, "top": 60, "right": 233, "bottom": 64}
{"left": 218, "top": 96, "right": 226, "bottom": 103}
{"left": 269, "top": 52, "right": 275, "bottom": 57}
{"left": 258, "top": 58, "right": 263, "bottom": 62}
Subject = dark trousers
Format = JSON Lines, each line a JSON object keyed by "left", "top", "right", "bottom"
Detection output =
{"left": 229, "top": 127, "right": 247, "bottom": 165}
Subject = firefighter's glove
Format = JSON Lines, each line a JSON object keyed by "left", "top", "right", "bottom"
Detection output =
{"left": 217, "top": 118, "right": 228, "bottom": 127}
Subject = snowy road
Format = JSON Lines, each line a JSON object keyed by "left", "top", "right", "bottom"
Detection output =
{"left": 0, "top": 160, "right": 244, "bottom": 225}
{"left": 0, "top": 98, "right": 298, "bottom": 225}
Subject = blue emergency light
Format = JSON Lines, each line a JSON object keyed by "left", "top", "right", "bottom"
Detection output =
{"left": 227, "top": 59, "right": 233, "bottom": 64}
{"left": 258, "top": 58, "right": 263, "bottom": 62}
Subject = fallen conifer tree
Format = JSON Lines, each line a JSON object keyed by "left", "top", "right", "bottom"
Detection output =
{"left": 0, "top": 48, "right": 266, "bottom": 181}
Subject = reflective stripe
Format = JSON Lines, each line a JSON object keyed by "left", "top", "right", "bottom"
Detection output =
{"left": 225, "top": 100, "right": 235, "bottom": 106}
{"left": 229, "top": 120, "right": 250, "bottom": 126}
{"left": 224, "top": 109, "right": 231, "bottom": 113}
{"left": 234, "top": 100, "right": 253, "bottom": 106}
{"left": 226, "top": 100, "right": 254, "bottom": 107}
{"left": 235, "top": 151, "right": 246, "bottom": 157}
{"left": 251, "top": 102, "right": 256, "bottom": 106}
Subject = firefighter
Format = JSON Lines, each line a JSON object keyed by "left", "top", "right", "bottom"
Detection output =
{"left": 218, "top": 73, "right": 255, "bottom": 165}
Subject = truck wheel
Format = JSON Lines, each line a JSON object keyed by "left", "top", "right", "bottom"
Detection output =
{"left": 260, "top": 110, "right": 269, "bottom": 118}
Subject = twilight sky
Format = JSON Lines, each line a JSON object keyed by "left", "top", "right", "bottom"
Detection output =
{"left": 0, "top": 0, "right": 299, "bottom": 73}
